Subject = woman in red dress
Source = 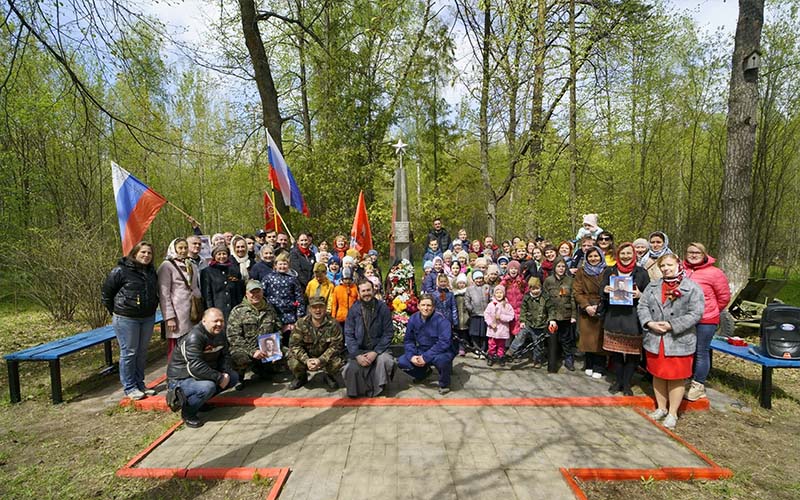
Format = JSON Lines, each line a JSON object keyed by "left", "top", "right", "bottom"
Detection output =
{"left": 637, "top": 254, "right": 704, "bottom": 431}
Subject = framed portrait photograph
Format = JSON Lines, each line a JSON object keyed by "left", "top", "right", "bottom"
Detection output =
{"left": 609, "top": 275, "right": 634, "bottom": 306}
{"left": 258, "top": 332, "right": 282, "bottom": 363}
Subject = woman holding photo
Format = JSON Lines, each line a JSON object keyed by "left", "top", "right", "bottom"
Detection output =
{"left": 599, "top": 243, "right": 650, "bottom": 395}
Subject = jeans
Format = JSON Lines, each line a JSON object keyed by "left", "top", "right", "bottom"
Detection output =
{"left": 509, "top": 327, "right": 546, "bottom": 362}
{"left": 170, "top": 371, "right": 240, "bottom": 416}
{"left": 693, "top": 323, "right": 717, "bottom": 384}
{"left": 113, "top": 314, "right": 155, "bottom": 394}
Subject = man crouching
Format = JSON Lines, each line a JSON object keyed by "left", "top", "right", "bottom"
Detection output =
{"left": 286, "top": 295, "right": 345, "bottom": 390}
{"left": 166, "top": 308, "right": 239, "bottom": 428}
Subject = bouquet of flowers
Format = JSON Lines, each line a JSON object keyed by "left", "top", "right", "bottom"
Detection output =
{"left": 385, "top": 259, "right": 418, "bottom": 344}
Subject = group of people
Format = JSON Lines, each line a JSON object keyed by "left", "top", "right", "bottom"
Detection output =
{"left": 101, "top": 213, "right": 731, "bottom": 431}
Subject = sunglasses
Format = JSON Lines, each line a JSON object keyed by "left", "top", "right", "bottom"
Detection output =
{"left": 598, "top": 237, "right": 612, "bottom": 241}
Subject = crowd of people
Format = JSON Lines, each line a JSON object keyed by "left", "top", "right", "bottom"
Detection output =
{"left": 100, "top": 214, "right": 731, "bottom": 431}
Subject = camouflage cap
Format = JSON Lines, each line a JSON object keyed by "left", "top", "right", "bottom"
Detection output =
{"left": 309, "top": 295, "right": 327, "bottom": 307}
{"left": 245, "top": 279, "right": 263, "bottom": 292}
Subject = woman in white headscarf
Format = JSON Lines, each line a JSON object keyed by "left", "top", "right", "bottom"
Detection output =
{"left": 157, "top": 238, "right": 201, "bottom": 359}
{"left": 229, "top": 234, "right": 253, "bottom": 281}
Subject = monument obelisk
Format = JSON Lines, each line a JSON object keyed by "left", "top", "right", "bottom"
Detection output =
{"left": 391, "top": 139, "right": 411, "bottom": 263}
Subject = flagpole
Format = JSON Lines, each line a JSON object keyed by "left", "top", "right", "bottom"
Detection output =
{"left": 272, "top": 197, "right": 295, "bottom": 243}
{"left": 165, "top": 200, "right": 202, "bottom": 228}
{"left": 271, "top": 190, "right": 279, "bottom": 232}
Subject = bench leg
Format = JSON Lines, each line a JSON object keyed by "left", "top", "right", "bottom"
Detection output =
{"left": 49, "top": 359, "right": 63, "bottom": 404}
{"left": 104, "top": 340, "right": 114, "bottom": 367}
{"left": 7, "top": 360, "right": 21, "bottom": 403}
{"left": 760, "top": 366, "right": 773, "bottom": 410}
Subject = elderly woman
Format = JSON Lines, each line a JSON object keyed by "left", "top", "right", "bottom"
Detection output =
{"left": 573, "top": 246, "right": 607, "bottom": 379}
{"left": 102, "top": 241, "right": 160, "bottom": 401}
{"left": 250, "top": 244, "right": 275, "bottom": 282}
{"left": 399, "top": 294, "right": 457, "bottom": 395}
{"left": 229, "top": 234, "right": 253, "bottom": 281}
{"left": 638, "top": 254, "right": 704, "bottom": 430}
{"left": 633, "top": 238, "right": 650, "bottom": 266}
{"left": 200, "top": 244, "right": 245, "bottom": 321}
{"left": 157, "top": 238, "right": 202, "bottom": 360}
{"left": 599, "top": 243, "right": 650, "bottom": 395}
{"left": 683, "top": 242, "right": 731, "bottom": 401}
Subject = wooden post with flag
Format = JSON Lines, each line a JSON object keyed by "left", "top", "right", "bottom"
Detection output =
{"left": 264, "top": 190, "right": 282, "bottom": 233}
{"left": 350, "top": 190, "right": 373, "bottom": 254}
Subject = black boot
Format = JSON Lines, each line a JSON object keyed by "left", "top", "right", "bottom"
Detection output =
{"left": 323, "top": 373, "right": 339, "bottom": 390}
{"left": 289, "top": 374, "right": 308, "bottom": 390}
{"left": 487, "top": 355, "right": 495, "bottom": 367}
{"left": 181, "top": 408, "right": 203, "bottom": 428}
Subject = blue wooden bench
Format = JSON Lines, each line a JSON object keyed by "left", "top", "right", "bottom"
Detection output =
{"left": 710, "top": 337, "right": 800, "bottom": 409}
{"left": 4, "top": 312, "right": 164, "bottom": 404}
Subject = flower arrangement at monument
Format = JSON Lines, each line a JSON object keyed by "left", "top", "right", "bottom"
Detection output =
{"left": 385, "top": 259, "right": 418, "bottom": 344}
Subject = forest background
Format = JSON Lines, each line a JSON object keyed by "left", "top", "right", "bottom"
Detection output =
{"left": 0, "top": 0, "right": 797, "bottom": 326}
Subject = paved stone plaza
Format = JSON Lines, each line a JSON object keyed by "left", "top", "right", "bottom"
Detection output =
{"left": 122, "top": 357, "right": 725, "bottom": 499}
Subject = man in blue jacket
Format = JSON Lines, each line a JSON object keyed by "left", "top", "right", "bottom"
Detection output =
{"left": 398, "top": 294, "right": 457, "bottom": 395}
{"left": 343, "top": 280, "right": 396, "bottom": 397}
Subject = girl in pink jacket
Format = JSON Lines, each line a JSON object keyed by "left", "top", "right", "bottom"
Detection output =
{"left": 484, "top": 285, "right": 516, "bottom": 366}
{"left": 501, "top": 260, "right": 528, "bottom": 337}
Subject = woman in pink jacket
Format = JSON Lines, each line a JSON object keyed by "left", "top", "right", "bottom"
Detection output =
{"left": 157, "top": 238, "right": 202, "bottom": 360}
{"left": 683, "top": 242, "right": 731, "bottom": 401}
{"left": 484, "top": 285, "right": 516, "bottom": 366}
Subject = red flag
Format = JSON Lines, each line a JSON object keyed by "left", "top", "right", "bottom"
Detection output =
{"left": 264, "top": 191, "right": 282, "bottom": 233}
{"left": 350, "top": 190, "right": 373, "bottom": 254}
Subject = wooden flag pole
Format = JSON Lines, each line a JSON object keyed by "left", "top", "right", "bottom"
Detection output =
{"left": 166, "top": 200, "right": 202, "bottom": 229}
{"left": 272, "top": 190, "right": 295, "bottom": 243}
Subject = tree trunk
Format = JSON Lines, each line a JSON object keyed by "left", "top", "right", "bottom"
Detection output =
{"left": 568, "top": 0, "right": 578, "bottom": 235}
{"left": 239, "top": 0, "right": 283, "bottom": 149}
{"left": 718, "top": 0, "right": 764, "bottom": 296}
{"left": 479, "top": 4, "right": 495, "bottom": 237}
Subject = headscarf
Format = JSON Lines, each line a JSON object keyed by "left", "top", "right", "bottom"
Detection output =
{"left": 165, "top": 238, "right": 185, "bottom": 261}
{"left": 229, "top": 234, "right": 251, "bottom": 281}
{"left": 582, "top": 246, "right": 607, "bottom": 277}
{"left": 642, "top": 231, "right": 671, "bottom": 267}
{"left": 632, "top": 238, "right": 650, "bottom": 266}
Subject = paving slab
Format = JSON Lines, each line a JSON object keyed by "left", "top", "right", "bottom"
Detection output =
{"left": 133, "top": 404, "right": 712, "bottom": 499}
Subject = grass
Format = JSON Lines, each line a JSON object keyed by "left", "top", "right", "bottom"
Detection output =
{"left": 0, "top": 300, "right": 272, "bottom": 499}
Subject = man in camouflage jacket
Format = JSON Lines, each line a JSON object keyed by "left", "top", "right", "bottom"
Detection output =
{"left": 227, "top": 280, "right": 284, "bottom": 388}
{"left": 287, "top": 295, "right": 345, "bottom": 390}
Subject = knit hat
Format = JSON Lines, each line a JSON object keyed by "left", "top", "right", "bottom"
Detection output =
{"left": 514, "top": 241, "right": 527, "bottom": 251}
{"left": 472, "top": 270, "right": 484, "bottom": 279}
{"left": 346, "top": 248, "right": 360, "bottom": 259}
{"left": 507, "top": 260, "right": 521, "bottom": 271}
{"left": 456, "top": 273, "right": 468, "bottom": 285}
{"left": 328, "top": 255, "right": 342, "bottom": 266}
{"left": 493, "top": 284, "right": 506, "bottom": 295}
{"left": 528, "top": 277, "right": 541, "bottom": 289}
{"left": 583, "top": 213, "right": 599, "bottom": 228}
{"left": 498, "top": 255, "right": 510, "bottom": 264}
{"left": 342, "top": 267, "right": 353, "bottom": 279}
{"left": 423, "top": 260, "right": 433, "bottom": 271}
{"left": 368, "top": 249, "right": 378, "bottom": 256}
{"left": 443, "top": 250, "right": 453, "bottom": 260}
{"left": 486, "top": 264, "right": 500, "bottom": 275}
{"left": 456, "top": 250, "right": 468, "bottom": 260}
{"left": 633, "top": 238, "right": 649, "bottom": 249}
{"left": 211, "top": 244, "right": 229, "bottom": 258}
{"left": 342, "top": 255, "right": 356, "bottom": 266}
{"left": 313, "top": 262, "right": 327, "bottom": 274}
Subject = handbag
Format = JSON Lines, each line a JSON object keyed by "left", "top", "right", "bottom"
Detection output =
{"left": 169, "top": 259, "right": 204, "bottom": 323}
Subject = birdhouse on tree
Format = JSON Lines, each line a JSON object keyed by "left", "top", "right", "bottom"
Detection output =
{"left": 744, "top": 50, "right": 761, "bottom": 73}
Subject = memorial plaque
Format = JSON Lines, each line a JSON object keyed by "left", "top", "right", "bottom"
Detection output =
{"left": 394, "top": 221, "right": 410, "bottom": 243}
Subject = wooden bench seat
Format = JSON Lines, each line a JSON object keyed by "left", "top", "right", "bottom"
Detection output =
{"left": 710, "top": 337, "right": 800, "bottom": 409}
{"left": 4, "top": 312, "right": 163, "bottom": 404}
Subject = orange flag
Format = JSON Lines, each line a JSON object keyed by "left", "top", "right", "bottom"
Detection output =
{"left": 350, "top": 190, "right": 373, "bottom": 254}
{"left": 264, "top": 191, "right": 282, "bottom": 233}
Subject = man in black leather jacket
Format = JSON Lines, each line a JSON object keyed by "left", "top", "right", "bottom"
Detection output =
{"left": 167, "top": 308, "right": 239, "bottom": 428}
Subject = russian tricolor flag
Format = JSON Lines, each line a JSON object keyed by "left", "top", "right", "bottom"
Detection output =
{"left": 266, "top": 130, "right": 309, "bottom": 216}
{"left": 111, "top": 162, "right": 167, "bottom": 255}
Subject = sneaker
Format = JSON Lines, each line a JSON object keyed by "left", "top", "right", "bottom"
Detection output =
{"left": 127, "top": 389, "right": 145, "bottom": 401}
{"left": 584, "top": 369, "right": 594, "bottom": 377}
{"left": 649, "top": 408, "right": 668, "bottom": 421}
{"left": 591, "top": 372, "right": 603, "bottom": 380}
{"left": 533, "top": 361, "right": 542, "bottom": 369}
{"left": 323, "top": 373, "right": 339, "bottom": 390}
{"left": 686, "top": 380, "right": 707, "bottom": 401}
{"left": 143, "top": 388, "right": 157, "bottom": 396}
{"left": 234, "top": 381, "right": 246, "bottom": 391}
{"left": 564, "top": 356, "right": 575, "bottom": 371}
{"left": 663, "top": 414, "right": 678, "bottom": 430}
{"left": 289, "top": 376, "right": 308, "bottom": 391}
{"left": 438, "top": 386, "right": 451, "bottom": 395}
